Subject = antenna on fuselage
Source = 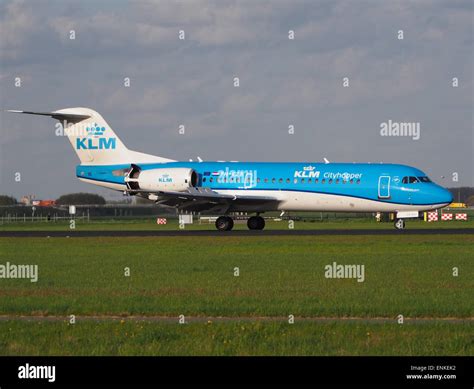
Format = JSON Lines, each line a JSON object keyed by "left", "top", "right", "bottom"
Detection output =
{"left": 323, "top": 157, "right": 330, "bottom": 164}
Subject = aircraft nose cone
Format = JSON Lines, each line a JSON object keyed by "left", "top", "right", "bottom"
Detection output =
{"left": 439, "top": 188, "right": 453, "bottom": 205}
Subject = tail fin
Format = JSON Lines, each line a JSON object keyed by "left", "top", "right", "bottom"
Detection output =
{"left": 8, "top": 107, "right": 173, "bottom": 165}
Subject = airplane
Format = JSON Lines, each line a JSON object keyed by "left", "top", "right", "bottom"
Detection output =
{"left": 8, "top": 107, "right": 453, "bottom": 231}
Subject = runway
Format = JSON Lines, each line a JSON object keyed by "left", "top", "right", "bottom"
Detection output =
{"left": 0, "top": 228, "right": 473, "bottom": 237}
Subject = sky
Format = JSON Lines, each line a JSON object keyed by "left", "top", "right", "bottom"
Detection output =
{"left": 0, "top": 0, "right": 472, "bottom": 199}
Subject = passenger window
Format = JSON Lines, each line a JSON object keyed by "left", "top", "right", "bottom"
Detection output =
{"left": 328, "top": 179, "right": 333, "bottom": 184}
{"left": 321, "top": 179, "right": 326, "bottom": 184}
{"left": 112, "top": 168, "right": 128, "bottom": 177}
{"left": 308, "top": 178, "right": 312, "bottom": 183}
{"left": 286, "top": 178, "right": 290, "bottom": 183}
{"left": 264, "top": 178, "right": 268, "bottom": 183}
{"left": 301, "top": 178, "right": 305, "bottom": 183}
{"left": 335, "top": 179, "right": 339, "bottom": 184}
{"left": 210, "top": 178, "right": 213, "bottom": 183}
{"left": 294, "top": 178, "right": 298, "bottom": 184}
{"left": 315, "top": 179, "right": 318, "bottom": 183}
{"left": 356, "top": 179, "right": 360, "bottom": 184}
{"left": 272, "top": 178, "right": 276, "bottom": 183}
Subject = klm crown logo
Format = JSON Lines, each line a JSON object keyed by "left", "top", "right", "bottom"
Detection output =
{"left": 86, "top": 123, "right": 106, "bottom": 137}
{"left": 76, "top": 123, "right": 116, "bottom": 150}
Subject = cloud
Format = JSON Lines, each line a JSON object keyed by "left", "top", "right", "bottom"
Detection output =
{"left": 0, "top": 0, "right": 37, "bottom": 60}
{"left": 0, "top": 0, "right": 472, "bottom": 198}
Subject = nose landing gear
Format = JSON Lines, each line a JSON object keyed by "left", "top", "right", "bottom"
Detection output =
{"left": 394, "top": 218, "right": 406, "bottom": 230}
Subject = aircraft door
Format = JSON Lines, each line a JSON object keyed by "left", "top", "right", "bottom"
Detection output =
{"left": 378, "top": 176, "right": 391, "bottom": 199}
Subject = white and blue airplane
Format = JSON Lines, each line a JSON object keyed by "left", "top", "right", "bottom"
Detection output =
{"left": 9, "top": 108, "right": 453, "bottom": 231}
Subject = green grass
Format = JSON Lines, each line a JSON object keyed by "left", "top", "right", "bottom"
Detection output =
{"left": 0, "top": 235, "right": 472, "bottom": 317}
{"left": 0, "top": 320, "right": 472, "bottom": 356}
{"left": 0, "top": 234, "right": 472, "bottom": 355}
{"left": 0, "top": 218, "right": 473, "bottom": 231}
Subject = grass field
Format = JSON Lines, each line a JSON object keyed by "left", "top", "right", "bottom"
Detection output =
{"left": 0, "top": 320, "right": 471, "bottom": 356}
{"left": 0, "top": 233, "right": 472, "bottom": 355}
{"left": 1, "top": 218, "right": 473, "bottom": 231}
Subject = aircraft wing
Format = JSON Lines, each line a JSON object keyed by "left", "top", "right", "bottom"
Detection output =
{"left": 133, "top": 187, "right": 279, "bottom": 213}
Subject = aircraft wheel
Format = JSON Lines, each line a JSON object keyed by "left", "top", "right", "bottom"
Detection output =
{"left": 216, "top": 216, "right": 234, "bottom": 231}
{"left": 394, "top": 218, "right": 406, "bottom": 230}
{"left": 248, "top": 216, "right": 265, "bottom": 230}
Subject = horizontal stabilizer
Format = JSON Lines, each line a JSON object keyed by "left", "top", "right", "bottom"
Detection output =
{"left": 8, "top": 107, "right": 175, "bottom": 165}
{"left": 7, "top": 110, "right": 91, "bottom": 122}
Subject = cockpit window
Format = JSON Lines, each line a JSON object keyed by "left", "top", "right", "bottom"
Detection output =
{"left": 417, "top": 176, "right": 431, "bottom": 183}
{"left": 402, "top": 176, "right": 420, "bottom": 184}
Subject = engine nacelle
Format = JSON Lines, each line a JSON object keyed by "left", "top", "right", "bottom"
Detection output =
{"left": 125, "top": 166, "right": 198, "bottom": 192}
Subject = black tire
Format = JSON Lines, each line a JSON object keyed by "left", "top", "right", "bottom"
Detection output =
{"left": 226, "top": 217, "right": 234, "bottom": 231}
{"left": 247, "top": 216, "right": 265, "bottom": 230}
{"left": 216, "top": 216, "right": 233, "bottom": 231}
{"left": 394, "top": 218, "right": 406, "bottom": 230}
{"left": 247, "top": 216, "right": 258, "bottom": 230}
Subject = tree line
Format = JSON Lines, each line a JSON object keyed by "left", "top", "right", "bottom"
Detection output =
{"left": 0, "top": 193, "right": 106, "bottom": 205}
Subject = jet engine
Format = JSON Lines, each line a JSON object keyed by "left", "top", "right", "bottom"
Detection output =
{"left": 125, "top": 164, "right": 198, "bottom": 192}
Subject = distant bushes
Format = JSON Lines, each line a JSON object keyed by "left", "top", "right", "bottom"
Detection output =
{"left": 447, "top": 187, "right": 474, "bottom": 204}
{"left": 0, "top": 195, "right": 17, "bottom": 205}
{"left": 56, "top": 193, "right": 106, "bottom": 205}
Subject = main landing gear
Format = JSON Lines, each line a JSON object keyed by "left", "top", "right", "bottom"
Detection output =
{"left": 214, "top": 215, "right": 266, "bottom": 231}
{"left": 247, "top": 216, "right": 265, "bottom": 230}
{"left": 215, "top": 216, "right": 234, "bottom": 231}
{"left": 394, "top": 218, "right": 406, "bottom": 230}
